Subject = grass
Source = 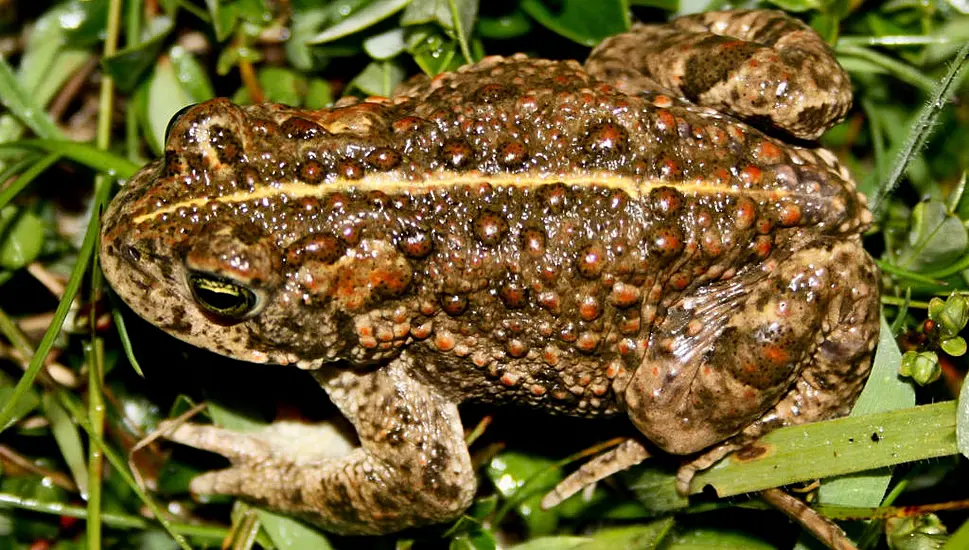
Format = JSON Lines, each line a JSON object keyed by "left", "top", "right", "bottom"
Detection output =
{"left": 0, "top": 0, "right": 968, "bottom": 549}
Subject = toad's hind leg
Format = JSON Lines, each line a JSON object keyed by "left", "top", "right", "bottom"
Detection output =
{"left": 584, "top": 10, "right": 851, "bottom": 139}
{"left": 162, "top": 357, "right": 475, "bottom": 535}
{"left": 624, "top": 238, "right": 879, "bottom": 467}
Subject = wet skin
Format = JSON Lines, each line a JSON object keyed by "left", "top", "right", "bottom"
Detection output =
{"left": 100, "top": 10, "right": 880, "bottom": 535}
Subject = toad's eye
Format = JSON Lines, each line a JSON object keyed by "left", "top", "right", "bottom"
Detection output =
{"left": 164, "top": 103, "right": 197, "bottom": 144}
{"left": 188, "top": 272, "right": 259, "bottom": 321}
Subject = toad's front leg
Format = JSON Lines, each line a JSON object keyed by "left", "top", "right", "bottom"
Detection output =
{"left": 163, "top": 358, "right": 475, "bottom": 535}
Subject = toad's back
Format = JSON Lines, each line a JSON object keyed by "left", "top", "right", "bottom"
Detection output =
{"left": 102, "top": 55, "right": 868, "bottom": 416}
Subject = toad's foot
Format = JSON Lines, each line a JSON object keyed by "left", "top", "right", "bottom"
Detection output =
{"left": 625, "top": 237, "right": 879, "bottom": 476}
{"left": 541, "top": 438, "right": 651, "bottom": 510}
{"left": 163, "top": 358, "right": 475, "bottom": 535}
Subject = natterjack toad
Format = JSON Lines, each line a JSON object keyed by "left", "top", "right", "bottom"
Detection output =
{"left": 100, "top": 9, "right": 879, "bottom": 535}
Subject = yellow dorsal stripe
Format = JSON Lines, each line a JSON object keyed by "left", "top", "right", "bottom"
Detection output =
{"left": 132, "top": 172, "right": 789, "bottom": 225}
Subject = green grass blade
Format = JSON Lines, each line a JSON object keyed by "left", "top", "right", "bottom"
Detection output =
{"left": 628, "top": 402, "right": 957, "bottom": 507}
{"left": 41, "top": 392, "right": 90, "bottom": 498}
{"left": 0, "top": 153, "right": 61, "bottom": 211}
{"left": 0, "top": 56, "right": 64, "bottom": 139}
{"left": 54, "top": 390, "right": 193, "bottom": 550}
{"left": 0, "top": 139, "right": 140, "bottom": 178}
{"left": 0, "top": 173, "right": 111, "bottom": 433}
{"left": 868, "top": 40, "right": 969, "bottom": 217}
{"left": 694, "top": 402, "right": 957, "bottom": 499}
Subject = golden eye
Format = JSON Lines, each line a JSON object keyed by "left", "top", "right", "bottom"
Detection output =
{"left": 165, "top": 103, "right": 197, "bottom": 144}
{"left": 188, "top": 272, "right": 258, "bottom": 321}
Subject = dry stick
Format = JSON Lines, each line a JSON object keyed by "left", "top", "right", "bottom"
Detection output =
{"left": 761, "top": 488, "right": 857, "bottom": 550}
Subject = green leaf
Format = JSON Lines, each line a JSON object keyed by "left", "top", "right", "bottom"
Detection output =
{"left": 896, "top": 200, "right": 968, "bottom": 272}
{"left": 58, "top": 0, "right": 111, "bottom": 46}
{"left": 206, "top": 0, "right": 241, "bottom": 41}
{"left": 141, "top": 56, "right": 206, "bottom": 155}
{"left": 574, "top": 519, "right": 674, "bottom": 550}
{"left": 347, "top": 60, "right": 407, "bottom": 97}
{"left": 818, "top": 316, "right": 915, "bottom": 506}
{"left": 401, "top": 0, "right": 478, "bottom": 62}
{"left": 407, "top": 26, "right": 460, "bottom": 75}
{"left": 257, "top": 67, "right": 305, "bottom": 105}
{"left": 520, "top": 0, "right": 629, "bottom": 47}
{"left": 309, "top": 0, "right": 413, "bottom": 44}
{"left": 477, "top": 11, "right": 532, "bottom": 39}
{"left": 285, "top": 4, "right": 332, "bottom": 71}
{"left": 168, "top": 46, "right": 216, "bottom": 103}
{"left": 450, "top": 527, "right": 498, "bottom": 550}
{"left": 487, "top": 452, "right": 562, "bottom": 537}
{"left": 958, "top": 365, "right": 969, "bottom": 460}
{"left": 509, "top": 537, "right": 589, "bottom": 550}
{"left": 364, "top": 27, "right": 408, "bottom": 59}
{"left": 0, "top": 206, "right": 46, "bottom": 270}
{"left": 627, "top": 402, "right": 958, "bottom": 505}
{"left": 101, "top": 16, "right": 174, "bottom": 92}
{"left": 41, "top": 392, "right": 89, "bottom": 498}
{"left": 304, "top": 79, "right": 334, "bottom": 109}
{"left": 663, "top": 526, "right": 777, "bottom": 549}
{"left": 401, "top": 0, "right": 477, "bottom": 31}
{"left": 764, "top": 0, "right": 821, "bottom": 13}
{"left": 257, "top": 509, "right": 333, "bottom": 550}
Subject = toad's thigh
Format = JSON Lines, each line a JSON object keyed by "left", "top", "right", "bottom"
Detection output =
{"left": 623, "top": 238, "right": 878, "bottom": 455}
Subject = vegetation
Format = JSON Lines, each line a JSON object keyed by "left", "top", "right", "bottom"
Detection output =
{"left": 0, "top": 0, "right": 967, "bottom": 548}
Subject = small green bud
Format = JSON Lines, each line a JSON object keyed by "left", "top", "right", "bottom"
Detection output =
{"left": 928, "top": 297, "right": 945, "bottom": 320}
{"left": 939, "top": 294, "right": 969, "bottom": 335}
{"left": 941, "top": 336, "right": 967, "bottom": 357}
{"left": 899, "top": 350, "right": 941, "bottom": 385}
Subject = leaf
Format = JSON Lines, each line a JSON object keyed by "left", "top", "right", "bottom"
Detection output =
{"left": 285, "top": 4, "right": 332, "bottom": 71}
{"left": 101, "top": 16, "right": 174, "bottom": 92}
{"left": 401, "top": 0, "right": 478, "bottom": 61}
{"left": 450, "top": 527, "right": 498, "bottom": 550}
{"left": 487, "top": 452, "right": 563, "bottom": 537}
{"left": 347, "top": 60, "right": 407, "bottom": 97}
{"left": 256, "top": 67, "right": 305, "bottom": 105}
{"left": 819, "top": 316, "right": 915, "bottom": 506}
{"left": 896, "top": 200, "right": 968, "bottom": 272}
{"left": 168, "top": 46, "right": 216, "bottom": 104}
{"left": 510, "top": 537, "right": 589, "bottom": 550}
{"left": 477, "top": 11, "right": 532, "bottom": 39}
{"left": 958, "top": 366, "right": 969, "bottom": 460}
{"left": 364, "top": 27, "right": 408, "bottom": 59}
{"left": 574, "top": 519, "right": 674, "bottom": 550}
{"left": 41, "top": 392, "right": 89, "bottom": 498}
{"left": 407, "top": 26, "right": 460, "bottom": 75}
{"left": 626, "top": 402, "right": 958, "bottom": 505}
{"left": 309, "top": 0, "right": 413, "bottom": 44}
{"left": 520, "top": 0, "right": 628, "bottom": 47}
{"left": 257, "top": 509, "right": 333, "bottom": 550}
{"left": 663, "top": 526, "right": 777, "bottom": 549}
{"left": 764, "top": 0, "right": 822, "bottom": 12}
{"left": 141, "top": 55, "right": 210, "bottom": 155}
{"left": 206, "top": 0, "right": 240, "bottom": 41}
{"left": 0, "top": 206, "right": 46, "bottom": 270}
